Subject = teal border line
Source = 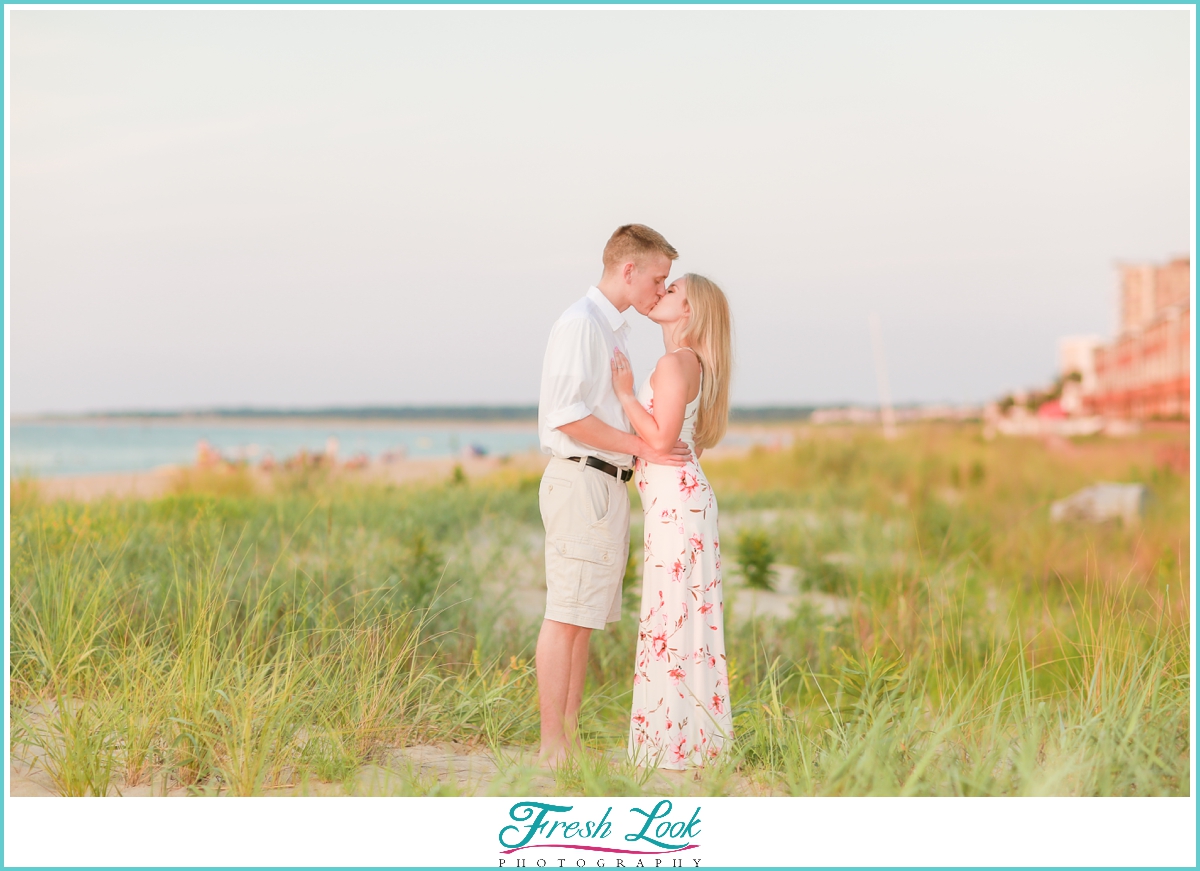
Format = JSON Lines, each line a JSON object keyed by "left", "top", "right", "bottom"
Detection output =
{"left": 0, "top": 3, "right": 1195, "bottom": 871}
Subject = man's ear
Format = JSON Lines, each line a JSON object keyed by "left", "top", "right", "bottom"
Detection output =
{"left": 622, "top": 261, "right": 635, "bottom": 283}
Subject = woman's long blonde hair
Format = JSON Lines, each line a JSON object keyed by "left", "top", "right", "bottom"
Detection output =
{"left": 675, "top": 274, "right": 732, "bottom": 452}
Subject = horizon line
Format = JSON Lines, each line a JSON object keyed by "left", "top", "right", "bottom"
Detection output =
{"left": 12, "top": 401, "right": 986, "bottom": 423}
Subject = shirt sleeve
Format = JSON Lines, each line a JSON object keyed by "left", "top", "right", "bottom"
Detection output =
{"left": 540, "top": 315, "right": 607, "bottom": 430}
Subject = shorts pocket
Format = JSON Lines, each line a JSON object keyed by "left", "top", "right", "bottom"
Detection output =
{"left": 539, "top": 474, "right": 574, "bottom": 529}
{"left": 553, "top": 535, "right": 617, "bottom": 566}
{"left": 552, "top": 535, "right": 620, "bottom": 609}
{"left": 574, "top": 469, "right": 612, "bottom": 526}
{"left": 539, "top": 474, "right": 573, "bottom": 495}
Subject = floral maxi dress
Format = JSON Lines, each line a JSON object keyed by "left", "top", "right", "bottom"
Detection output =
{"left": 628, "top": 368, "right": 733, "bottom": 769}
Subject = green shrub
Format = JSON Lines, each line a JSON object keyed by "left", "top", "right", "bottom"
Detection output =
{"left": 736, "top": 528, "right": 777, "bottom": 591}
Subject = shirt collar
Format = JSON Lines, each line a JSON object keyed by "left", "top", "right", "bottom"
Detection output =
{"left": 586, "top": 286, "right": 629, "bottom": 333}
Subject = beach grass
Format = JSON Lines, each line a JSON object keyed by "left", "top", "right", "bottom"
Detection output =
{"left": 9, "top": 424, "right": 1190, "bottom": 795}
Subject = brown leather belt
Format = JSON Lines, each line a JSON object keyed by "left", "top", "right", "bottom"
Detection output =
{"left": 568, "top": 456, "right": 633, "bottom": 482}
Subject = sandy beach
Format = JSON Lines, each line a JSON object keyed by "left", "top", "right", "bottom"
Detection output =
{"left": 23, "top": 451, "right": 551, "bottom": 502}
{"left": 20, "top": 429, "right": 781, "bottom": 502}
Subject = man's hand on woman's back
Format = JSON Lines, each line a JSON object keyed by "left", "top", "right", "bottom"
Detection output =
{"left": 637, "top": 439, "right": 693, "bottom": 467}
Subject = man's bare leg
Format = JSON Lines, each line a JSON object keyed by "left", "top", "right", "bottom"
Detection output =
{"left": 536, "top": 619, "right": 591, "bottom": 765}
{"left": 563, "top": 627, "right": 592, "bottom": 749}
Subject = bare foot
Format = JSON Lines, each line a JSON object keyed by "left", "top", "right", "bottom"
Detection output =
{"left": 537, "top": 746, "right": 568, "bottom": 769}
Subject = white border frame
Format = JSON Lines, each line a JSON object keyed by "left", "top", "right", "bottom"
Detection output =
{"left": 2, "top": 5, "right": 1195, "bottom": 868}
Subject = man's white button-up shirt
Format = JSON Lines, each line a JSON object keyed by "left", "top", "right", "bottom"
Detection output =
{"left": 537, "top": 286, "right": 635, "bottom": 467}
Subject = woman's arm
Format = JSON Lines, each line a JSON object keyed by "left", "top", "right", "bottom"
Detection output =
{"left": 611, "top": 349, "right": 692, "bottom": 454}
{"left": 557, "top": 415, "right": 692, "bottom": 466}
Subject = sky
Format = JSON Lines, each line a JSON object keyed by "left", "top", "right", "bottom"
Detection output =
{"left": 8, "top": 8, "right": 1192, "bottom": 415}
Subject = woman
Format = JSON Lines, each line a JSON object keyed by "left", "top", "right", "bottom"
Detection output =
{"left": 610, "top": 273, "right": 733, "bottom": 769}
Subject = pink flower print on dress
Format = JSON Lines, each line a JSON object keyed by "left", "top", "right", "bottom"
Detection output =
{"left": 668, "top": 560, "right": 685, "bottom": 583}
{"left": 632, "top": 709, "right": 647, "bottom": 727}
{"left": 652, "top": 629, "right": 669, "bottom": 660}
{"left": 625, "top": 414, "right": 731, "bottom": 771}
{"left": 678, "top": 468, "right": 700, "bottom": 501}
{"left": 669, "top": 732, "right": 688, "bottom": 764}
{"left": 707, "top": 743, "right": 720, "bottom": 760}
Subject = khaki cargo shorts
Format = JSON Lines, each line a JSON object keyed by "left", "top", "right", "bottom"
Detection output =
{"left": 539, "top": 456, "right": 630, "bottom": 630}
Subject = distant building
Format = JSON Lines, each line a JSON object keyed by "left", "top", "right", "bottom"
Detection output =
{"left": 1059, "top": 336, "right": 1101, "bottom": 391}
{"left": 1089, "top": 257, "right": 1191, "bottom": 420}
{"left": 1059, "top": 335, "right": 1101, "bottom": 416}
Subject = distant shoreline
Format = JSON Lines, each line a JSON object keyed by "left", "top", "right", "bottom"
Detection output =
{"left": 14, "top": 406, "right": 543, "bottom": 424}
{"left": 17, "top": 451, "right": 552, "bottom": 501}
{"left": 12, "top": 415, "right": 543, "bottom": 431}
{"left": 13, "top": 404, "right": 852, "bottom": 424}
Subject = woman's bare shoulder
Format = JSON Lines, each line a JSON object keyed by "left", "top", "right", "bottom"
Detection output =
{"left": 649, "top": 350, "right": 687, "bottom": 384}
{"left": 672, "top": 346, "right": 703, "bottom": 375}
{"left": 648, "top": 349, "right": 700, "bottom": 395}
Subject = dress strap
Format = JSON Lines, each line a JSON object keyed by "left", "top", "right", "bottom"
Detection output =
{"left": 673, "top": 346, "right": 703, "bottom": 380}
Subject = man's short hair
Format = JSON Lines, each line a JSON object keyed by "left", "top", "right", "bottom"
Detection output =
{"left": 602, "top": 224, "right": 679, "bottom": 272}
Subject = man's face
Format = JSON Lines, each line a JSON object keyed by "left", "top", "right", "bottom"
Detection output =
{"left": 627, "top": 253, "right": 674, "bottom": 316}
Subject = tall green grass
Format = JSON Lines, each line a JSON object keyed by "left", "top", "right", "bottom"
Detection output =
{"left": 9, "top": 426, "right": 1190, "bottom": 795}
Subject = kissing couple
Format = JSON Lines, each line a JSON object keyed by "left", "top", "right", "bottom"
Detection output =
{"left": 536, "top": 223, "right": 733, "bottom": 770}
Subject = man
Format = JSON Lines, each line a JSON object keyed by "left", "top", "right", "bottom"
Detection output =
{"left": 535, "top": 223, "right": 691, "bottom": 766}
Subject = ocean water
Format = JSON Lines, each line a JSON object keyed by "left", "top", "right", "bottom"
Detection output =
{"left": 10, "top": 419, "right": 543, "bottom": 477}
